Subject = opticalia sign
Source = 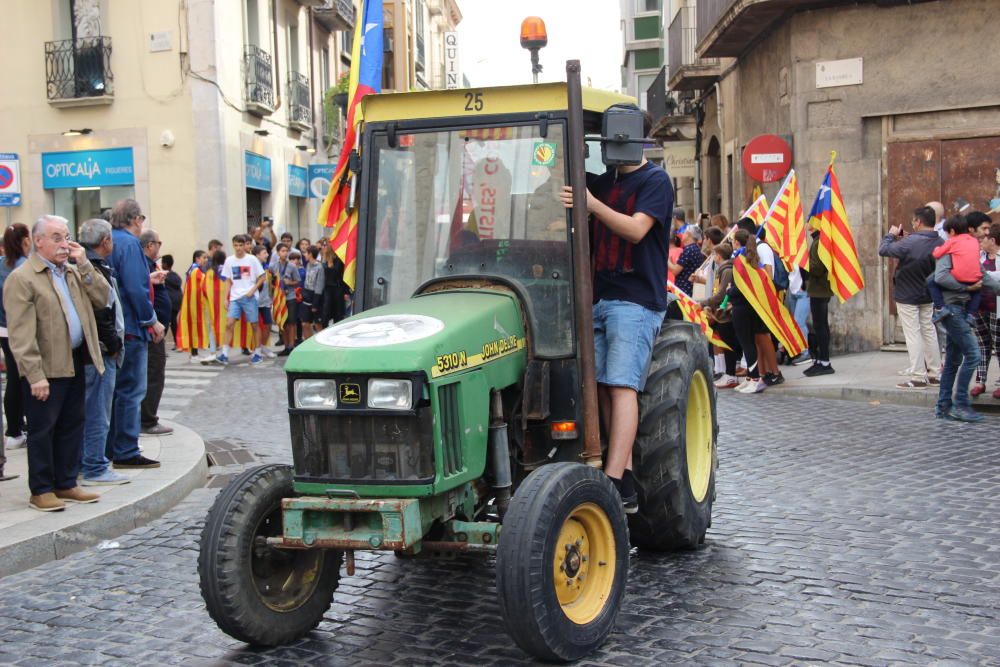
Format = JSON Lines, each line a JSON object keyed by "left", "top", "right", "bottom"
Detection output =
{"left": 42, "top": 148, "right": 135, "bottom": 189}
{"left": 288, "top": 165, "right": 307, "bottom": 198}
{"left": 245, "top": 151, "right": 272, "bottom": 191}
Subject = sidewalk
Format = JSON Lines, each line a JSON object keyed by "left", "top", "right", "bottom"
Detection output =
{"left": 0, "top": 421, "right": 206, "bottom": 577}
{"left": 764, "top": 349, "right": 1000, "bottom": 413}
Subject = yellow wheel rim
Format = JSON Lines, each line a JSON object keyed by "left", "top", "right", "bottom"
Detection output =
{"left": 552, "top": 502, "right": 616, "bottom": 625}
{"left": 685, "top": 370, "right": 713, "bottom": 503}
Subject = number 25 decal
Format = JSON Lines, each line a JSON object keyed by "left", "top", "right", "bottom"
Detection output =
{"left": 464, "top": 91, "right": 484, "bottom": 112}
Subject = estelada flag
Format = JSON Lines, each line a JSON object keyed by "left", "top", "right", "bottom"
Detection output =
{"left": 271, "top": 271, "right": 288, "bottom": 329}
{"left": 176, "top": 268, "right": 208, "bottom": 351}
{"left": 317, "top": 0, "right": 384, "bottom": 291}
{"left": 743, "top": 194, "right": 769, "bottom": 227}
{"left": 666, "top": 282, "right": 731, "bottom": 351}
{"left": 807, "top": 155, "right": 864, "bottom": 302}
{"left": 763, "top": 169, "right": 809, "bottom": 271}
{"left": 732, "top": 255, "right": 807, "bottom": 357}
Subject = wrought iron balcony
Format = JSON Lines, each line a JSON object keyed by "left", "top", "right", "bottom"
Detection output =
{"left": 45, "top": 36, "right": 114, "bottom": 106}
{"left": 244, "top": 44, "right": 275, "bottom": 114}
{"left": 288, "top": 71, "right": 312, "bottom": 130}
{"left": 314, "top": 0, "right": 356, "bottom": 32}
{"left": 669, "top": 4, "right": 720, "bottom": 91}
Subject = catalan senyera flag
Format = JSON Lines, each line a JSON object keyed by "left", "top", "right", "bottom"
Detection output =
{"left": 743, "top": 194, "right": 769, "bottom": 227}
{"left": 271, "top": 271, "right": 288, "bottom": 329}
{"left": 317, "top": 0, "right": 384, "bottom": 290}
{"left": 233, "top": 313, "right": 258, "bottom": 350}
{"left": 666, "top": 282, "right": 731, "bottom": 351}
{"left": 203, "top": 269, "right": 229, "bottom": 344}
{"left": 176, "top": 268, "right": 209, "bottom": 351}
{"left": 807, "top": 157, "right": 864, "bottom": 302}
{"left": 732, "top": 255, "right": 807, "bottom": 357}
{"left": 763, "top": 169, "right": 809, "bottom": 271}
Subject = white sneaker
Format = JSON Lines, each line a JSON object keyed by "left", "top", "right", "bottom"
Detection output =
{"left": 735, "top": 379, "right": 756, "bottom": 393}
{"left": 749, "top": 379, "right": 768, "bottom": 393}
{"left": 5, "top": 434, "right": 26, "bottom": 449}
{"left": 261, "top": 347, "right": 277, "bottom": 359}
{"left": 713, "top": 374, "right": 738, "bottom": 389}
{"left": 189, "top": 356, "right": 204, "bottom": 364}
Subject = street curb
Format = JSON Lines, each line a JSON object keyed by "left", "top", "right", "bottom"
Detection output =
{"left": 0, "top": 420, "right": 207, "bottom": 578}
{"left": 769, "top": 384, "right": 1000, "bottom": 414}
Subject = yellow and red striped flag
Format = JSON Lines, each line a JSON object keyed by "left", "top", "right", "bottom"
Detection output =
{"left": 666, "top": 282, "right": 731, "bottom": 350}
{"left": 233, "top": 313, "right": 258, "bottom": 350}
{"left": 317, "top": 0, "right": 384, "bottom": 290}
{"left": 176, "top": 268, "right": 208, "bottom": 351}
{"left": 763, "top": 169, "right": 809, "bottom": 271}
{"left": 271, "top": 271, "right": 288, "bottom": 329}
{"left": 732, "top": 255, "right": 807, "bottom": 357}
{"left": 743, "top": 194, "right": 769, "bottom": 227}
{"left": 203, "top": 269, "right": 228, "bottom": 345}
{"left": 807, "top": 155, "right": 864, "bottom": 302}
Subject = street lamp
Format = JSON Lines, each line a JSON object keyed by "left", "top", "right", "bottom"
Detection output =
{"left": 520, "top": 17, "right": 547, "bottom": 84}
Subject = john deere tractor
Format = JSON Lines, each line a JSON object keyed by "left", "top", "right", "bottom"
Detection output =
{"left": 199, "top": 62, "right": 718, "bottom": 662}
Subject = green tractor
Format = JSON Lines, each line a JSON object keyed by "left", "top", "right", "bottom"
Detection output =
{"left": 198, "top": 62, "right": 718, "bottom": 662}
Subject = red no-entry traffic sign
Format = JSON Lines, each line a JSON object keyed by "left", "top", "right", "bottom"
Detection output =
{"left": 742, "top": 135, "right": 792, "bottom": 183}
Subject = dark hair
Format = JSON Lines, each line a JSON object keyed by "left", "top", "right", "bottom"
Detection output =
{"left": 967, "top": 211, "right": 993, "bottom": 229}
{"left": 306, "top": 245, "right": 320, "bottom": 260}
{"left": 672, "top": 208, "right": 685, "bottom": 222}
{"left": 705, "top": 227, "right": 724, "bottom": 245}
{"left": 161, "top": 254, "right": 174, "bottom": 270}
{"left": 943, "top": 215, "right": 969, "bottom": 235}
{"left": 714, "top": 242, "right": 733, "bottom": 261}
{"left": 211, "top": 250, "right": 226, "bottom": 272}
{"left": 734, "top": 229, "right": 760, "bottom": 268}
{"left": 275, "top": 242, "right": 289, "bottom": 253}
{"left": 208, "top": 239, "right": 223, "bottom": 249}
{"left": 988, "top": 223, "right": 1000, "bottom": 245}
{"left": 3, "top": 223, "right": 30, "bottom": 268}
{"left": 192, "top": 250, "right": 206, "bottom": 264}
{"left": 912, "top": 206, "right": 935, "bottom": 229}
{"left": 232, "top": 234, "right": 244, "bottom": 243}
{"left": 252, "top": 244, "right": 267, "bottom": 256}
{"left": 280, "top": 232, "right": 293, "bottom": 241}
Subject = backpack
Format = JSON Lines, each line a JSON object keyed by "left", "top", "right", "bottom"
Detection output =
{"left": 771, "top": 255, "right": 789, "bottom": 291}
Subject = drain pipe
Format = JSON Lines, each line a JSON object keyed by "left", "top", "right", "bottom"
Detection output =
{"left": 487, "top": 390, "right": 512, "bottom": 518}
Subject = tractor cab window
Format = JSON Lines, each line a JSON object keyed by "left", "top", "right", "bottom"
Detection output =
{"left": 369, "top": 122, "right": 573, "bottom": 357}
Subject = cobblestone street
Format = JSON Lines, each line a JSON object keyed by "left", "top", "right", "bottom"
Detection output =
{"left": 0, "top": 355, "right": 997, "bottom": 666}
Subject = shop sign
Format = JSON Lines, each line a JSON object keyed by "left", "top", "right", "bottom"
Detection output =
{"left": 0, "top": 153, "right": 21, "bottom": 207}
{"left": 42, "top": 147, "right": 134, "bottom": 189}
{"left": 307, "top": 164, "right": 336, "bottom": 199}
{"left": 661, "top": 142, "right": 695, "bottom": 179}
{"left": 288, "top": 165, "right": 307, "bottom": 198}
{"left": 816, "top": 58, "right": 863, "bottom": 89}
{"left": 245, "top": 151, "right": 272, "bottom": 191}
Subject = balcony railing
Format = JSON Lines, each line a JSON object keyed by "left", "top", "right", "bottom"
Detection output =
{"left": 45, "top": 36, "right": 113, "bottom": 105}
{"left": 314, "top": 0, "right": 356, "bottom": 32}
{"left": 668, "top": 5, "right": 720, "bottom": 91}
{"left": 415, "top": 34, "right": 425, "bottom": 72}
{"left": 244, "top": 44, "right": 275, "bottom": 113}
{"left": 288, "top": 71, "right": 312, "bottom": 129}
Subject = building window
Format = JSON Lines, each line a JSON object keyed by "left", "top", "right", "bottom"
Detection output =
{"left": 636, "top": 73, "right": 657, "bottom": 111}
{"left": 635, "top": 0, "right": 660, "bottom": 13}
{"left": 633, "top": 48, "right": 662, "bottom": 70}
{"left": 633, "top": 15, "right": 660, "bottom": 40}
{"left": 321, "top": 47, "right": 330, "bottom": 91}
{"left": 341, "top": 27, "right": 353, "bottom": 59}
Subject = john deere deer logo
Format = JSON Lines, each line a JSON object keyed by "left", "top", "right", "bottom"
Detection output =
{"left": 339, "top": 383, "right": 361, "bottom": 404}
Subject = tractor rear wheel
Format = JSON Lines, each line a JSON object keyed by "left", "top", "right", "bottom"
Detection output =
{"left": 198, "top": 464, "right": 342, "bottom": 645}
{"left": 496, "top": 462, "right": 628, "bottom": 662}
{"left": 629, "top": 320, "right": 718, "bottom": 551}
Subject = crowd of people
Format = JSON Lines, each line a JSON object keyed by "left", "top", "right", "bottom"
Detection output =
{"left": 0, "top": 201, "right": 351, "bottom": 510}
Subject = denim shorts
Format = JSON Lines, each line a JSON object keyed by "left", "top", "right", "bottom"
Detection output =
{"left": 593, "top": 299, "right": 666, "bottom": 391}
{"left": 227, "top": 295, "right": 258, "bottom": 320}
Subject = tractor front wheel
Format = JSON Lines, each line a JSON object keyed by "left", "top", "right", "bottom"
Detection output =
{"left": 496, "top": 462, "right": 628, "bottom": 662}
{"left": 630, "top": 320, "right": 718, "bottom": 551}
{"left": 198, "top": 464, "right": 342, "bottom": 645}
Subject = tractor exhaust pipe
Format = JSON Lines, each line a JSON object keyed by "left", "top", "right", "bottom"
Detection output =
{"left": 488, "top": 390, "right": 513, "bottom": 518}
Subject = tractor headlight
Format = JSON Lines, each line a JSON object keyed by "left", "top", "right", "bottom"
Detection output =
{"left": 367, "top": 379, "right": 412, "bottom": 410}
{"left": 294, "top": 379, "right": 338, "bottom": 409}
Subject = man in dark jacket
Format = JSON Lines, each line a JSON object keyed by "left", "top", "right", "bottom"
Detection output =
{"left": 140, "top": 229, "right": 173, "bottom": 436}
{"left": 878, "top": 206, "right": 944, "bottom": 389}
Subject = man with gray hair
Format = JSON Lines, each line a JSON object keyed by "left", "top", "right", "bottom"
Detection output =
{"left": 107, "top": 199, "right": 162, "bottom": 469}
{"left": 139, "top": 229, "right": 172, "bottom": 436}
{"left": 3, "top": 215, "right": 110, "bottom": 510}
{"left": 669, "top": 224, "right": 706, "bottom": 296}
{"left": 78, "top": 218, "right": 129, "bottom": 485}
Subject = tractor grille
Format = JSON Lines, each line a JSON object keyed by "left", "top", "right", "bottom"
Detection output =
{"left": 438, "top": 382, "right": 464, "bottom": 476}
{"left": 290, "top": 410, "right": 435, "bottom": 483}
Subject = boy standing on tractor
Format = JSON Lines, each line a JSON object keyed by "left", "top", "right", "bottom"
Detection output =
{"left": 215, "top": 234, "right": 266, "bottom": 366}
{"left": 560, "top": 109, "right": 674, "bottom": 513}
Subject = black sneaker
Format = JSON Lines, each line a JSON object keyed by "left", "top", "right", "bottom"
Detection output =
{"left": 241, "top": 347, "right": 251, "bottom": 355}
{"left": 113, "top": 455, "right": 161, "bottom": 469}
{"left": 621, "top": 492, "right": 639, "bottom": 514}
{"left": 277, "top": 347, "right": 293, "bottom": 357}
{"left": 805, "top": 363, "right": 835, "bottom": 377}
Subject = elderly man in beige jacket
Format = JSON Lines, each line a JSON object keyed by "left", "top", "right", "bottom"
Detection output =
{"left": 3, "top": 215, "right": 110, "bottom": 511}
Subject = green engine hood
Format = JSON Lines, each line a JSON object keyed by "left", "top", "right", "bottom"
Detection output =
{"left": 285, "top": 289, "right": 527, "bottom": 383}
